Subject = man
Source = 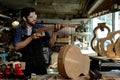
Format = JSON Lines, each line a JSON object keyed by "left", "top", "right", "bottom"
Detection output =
{"left": 13, "top": 7, "right": 62, "bottom": 77}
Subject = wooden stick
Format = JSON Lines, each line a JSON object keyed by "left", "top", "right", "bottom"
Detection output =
{"left": 35, "top": 24, "right": 77, "bottom": 33}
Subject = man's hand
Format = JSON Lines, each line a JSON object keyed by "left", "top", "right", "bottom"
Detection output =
{"left": 53, "top": 24, "right": 63, "bottom": 32}
{"left": 31, "top": 31, "right": 45, "bottom": 39}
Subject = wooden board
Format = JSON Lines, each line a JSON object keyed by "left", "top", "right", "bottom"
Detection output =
{"left": 115, "top": 37, "right": 120, "bottom": 57}
{"left": 31, "top": 74, "right": 90, "bottom": 80}
{"left": 58, "top": 45, "right": 90, "bottom": 79}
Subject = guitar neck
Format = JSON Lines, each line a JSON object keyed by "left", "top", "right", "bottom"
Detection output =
{"left": 35, "top": 24, "right": 77, "bottom": 33}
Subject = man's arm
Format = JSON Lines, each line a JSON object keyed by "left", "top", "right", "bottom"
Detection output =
{"left": 49, "top": 32, "right": 57, "bottom": 48}
{"left": 15, "top": 36, "right": 33, "bottom": 50}
{"left": 15, "top": 32, "right": 45, "bottom": 50}
{"left": 48, "top": 24, "right": 62, "bottom": 48}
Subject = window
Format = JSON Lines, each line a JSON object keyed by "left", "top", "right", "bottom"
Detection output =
{"left": 88, "top": 12, "right": 120, "bottom": 52}
{"left": 115, "top": 11, "right": 120, "bottom": 31}
{"left": 114, "top": 11, "right": 120, "bottom": 41}
{"left": 92, "top": 13, "right": 112, "bottom": 31}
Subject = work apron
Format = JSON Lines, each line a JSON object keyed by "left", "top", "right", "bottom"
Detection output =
{"left": 19, "top": 35, "right": 47, "bottom": 76}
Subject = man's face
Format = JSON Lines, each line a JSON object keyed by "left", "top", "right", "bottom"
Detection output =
{"left": 26, "top": 12, "right": 37, "bottom": 26}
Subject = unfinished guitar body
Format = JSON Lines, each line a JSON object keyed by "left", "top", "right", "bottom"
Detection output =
{"left": 58, "top": 45, "right": 90, "bottom": 79}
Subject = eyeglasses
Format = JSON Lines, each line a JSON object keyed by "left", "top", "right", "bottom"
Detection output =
{"left": 27, "top": 15, "right": 37, "bottom": 19}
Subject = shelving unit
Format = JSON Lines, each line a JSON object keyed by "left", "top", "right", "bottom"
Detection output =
{"left": 73, "top": 32, "right": 91, "bottom": 41}
{"left": 53, "top": 36, "right": 71, "bottom": 52}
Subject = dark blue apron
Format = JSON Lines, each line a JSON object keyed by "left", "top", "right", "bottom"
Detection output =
{"left": 19, "top": 34, "right": 47, "bottom": 77}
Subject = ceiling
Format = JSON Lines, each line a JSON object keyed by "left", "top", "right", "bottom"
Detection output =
{"left": 0, "top": 0, "right": 97, "bottom": 19}
{"left": 0, "top": 0, "right": 120, "bottom": 20}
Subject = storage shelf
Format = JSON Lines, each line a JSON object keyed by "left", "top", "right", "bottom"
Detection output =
{"left": 73, "top": 32, "right": 91, "bottom": 36}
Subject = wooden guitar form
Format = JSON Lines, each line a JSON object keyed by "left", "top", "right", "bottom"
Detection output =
{"left": 35, "top": 24, "right": 77, "bottom": 33}
{"left": 91, "top": 23, "right": 110, "bottom": 56}
{"left": 58, "top": 45, "right": 90, "bottom": 79}
{"left": 91, "top": 23, "right": 120, "bottom": 57}
{"left": 98, "top": 30, "right": 120, "bottom": 57}
{"left": 114, "top": 37, "right": 120, "bottom": 57}
{"left": 106, "top": 43, "right": 116, "bottom": 58}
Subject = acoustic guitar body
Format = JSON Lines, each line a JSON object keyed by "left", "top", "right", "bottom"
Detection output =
{"left": 58, "top": 45, "right": 90, "bottom": 79}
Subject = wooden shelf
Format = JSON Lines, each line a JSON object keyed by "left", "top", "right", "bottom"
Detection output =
{"left": 56, "top": 38, "right": 71, "bottom": 44}
{"left": 73, "top": 32, "right": 91, "bottom": 36}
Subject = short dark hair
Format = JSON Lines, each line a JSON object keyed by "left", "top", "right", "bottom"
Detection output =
{"left": 21, "top": 7, "right": 36, "bottom": 18}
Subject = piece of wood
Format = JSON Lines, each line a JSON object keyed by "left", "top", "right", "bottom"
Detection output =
{"left": 94, "top": 30, "right": 120, "bottom": 57}
{"left": 98, "top": 38, "right": 113, "bottom": 56}
{"left": 106, "top": 43, "right": 116, "bottom": 58}
{"left": 91, "top": 23, "right": 110, "bottom": 56}
{"left": 91, "top": 22, "right": 120, "bottom": 57}
{"left": 115, "top": 37, "right": 120, "bottom": 57}
{"left": 101, "top": 77, "right": 120, "bottom": 80}
{"left": 34, "top": 74, "right": 90, "bottom": 80}
{"left": 48, "top": 52, "right": 58, "bottom": 69}
{"left": 98, "top": 30, "right": 120, "bottom": 56}
{"left": 35, "top": 24, "right": 77, "bottom": 33}
{"left": 58, "top": 45, "right": 90, "bottom": 79}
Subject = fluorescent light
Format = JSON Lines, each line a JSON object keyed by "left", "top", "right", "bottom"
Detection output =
{"left": 0, "top": 14, "right": 11, "bottom": 19}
